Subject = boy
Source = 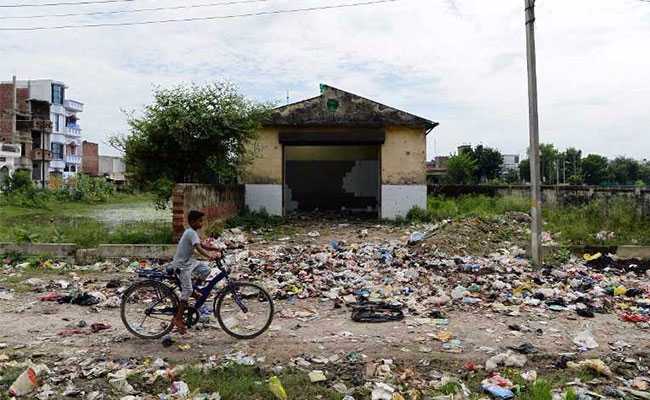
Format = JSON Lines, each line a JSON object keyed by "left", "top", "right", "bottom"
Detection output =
{"left": 171, "top": 210, "right": 221, "bottom": 334}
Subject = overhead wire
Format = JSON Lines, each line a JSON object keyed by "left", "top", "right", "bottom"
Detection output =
{"left": 0, "top": 0, "right": 139, "bottom": 8}
{"left": 0, "top": 0, "right": 399, "bottom": 31}
{"left": 0, "top": 0, "right": 271, "bottom": 20}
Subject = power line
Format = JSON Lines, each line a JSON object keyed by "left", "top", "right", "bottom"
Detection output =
{"left": 0, "top": 0, "right": 138, "bottom": 9}
{"left": 0, "top": 0, "right": 398, "bottom": 31}
{"left": 0, "top": 0, "right": 270, "bottom": 20}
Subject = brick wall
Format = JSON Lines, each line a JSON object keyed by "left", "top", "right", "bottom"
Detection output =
{"left": 0, "top": 83, "right": 14, "bottom": 142}
{"left": 82, "top": 141, "right": 99, "bottom": 176}
{"left": 172, "top": 184, "right": 244, "bottom": 241}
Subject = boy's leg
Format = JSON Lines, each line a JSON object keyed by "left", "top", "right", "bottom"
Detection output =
{"left": 172, "top": 266, "right": 193, "bottom": 334}
{"left": 188, "top": 261, "right": 210, "bottom": 299}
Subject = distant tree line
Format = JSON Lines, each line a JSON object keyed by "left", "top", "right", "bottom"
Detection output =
{"left": 518, "top": 144, "right": 650, "bottom": 187}
{"left": 444, "top": 143, "right": 650, "bottom": 187}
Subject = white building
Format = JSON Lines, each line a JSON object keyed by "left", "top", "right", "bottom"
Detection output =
{"left": 0, "top": 143, "right": 21, "bottom": 186}
{"left": 502, "top": 154, "right": 520, "bottom": 172}
{"left": 14, "top": 79, "right": 84, "bottom": 180}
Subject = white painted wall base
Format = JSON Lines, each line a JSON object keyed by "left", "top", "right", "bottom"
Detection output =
{"left": 381, "top": 185, "right": 427, "bottom": 219}
{"left": 245, "top": 184, "right": 283, "bottom": 216}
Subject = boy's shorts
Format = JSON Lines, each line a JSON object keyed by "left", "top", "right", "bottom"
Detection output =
{"left": 167, "top": 261, "right": 210, "bottom": 300}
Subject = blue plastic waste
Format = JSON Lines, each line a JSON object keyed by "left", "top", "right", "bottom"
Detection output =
{"left": 482, "top": 385, "right": 514, "bottom": 400}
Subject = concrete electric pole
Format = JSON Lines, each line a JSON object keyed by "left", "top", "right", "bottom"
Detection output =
{"left": 525, "top": 0, "right": 543, "bottom": 265}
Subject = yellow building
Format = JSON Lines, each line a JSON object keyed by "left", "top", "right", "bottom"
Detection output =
{"left": 244, "top": 84, "right": 438, "bottom": 219}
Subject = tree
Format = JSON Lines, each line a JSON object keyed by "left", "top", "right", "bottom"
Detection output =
{"left": 519, "top": 159, "right": 530, "bottom": 183}
{"left": 469, "top": 145, "right": 503, "bottom": 182}
{"left": 503, "top": 168, "right": 520, "bottom": 184}
{"left": 639, "top": 161, "right": 650, "bottom": 186}
{"left": 582, "top": 154, "right": 609, "bottom": 186}
{"left": 445, "top": 153, "right": 477, "bottom": 184}
{"left": 607, "top": 157, "right": 640, "bottom": 186}
{"left": 562, "top": 147, "right": 582, "bottom": 180}
{"left": 110, "top": 82, "right": 272, "bottom": 188}
{"left": 539, "top": 143, "right": 559, "bottom": 184}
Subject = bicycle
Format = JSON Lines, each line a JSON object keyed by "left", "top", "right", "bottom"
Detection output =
{"left": 120, "top": 259, "right": 274, "bottom": 340}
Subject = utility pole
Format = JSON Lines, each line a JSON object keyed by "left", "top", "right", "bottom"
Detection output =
{"left": 40, "top": 120, "right": 46, "bottom": 189}
{"left": 525, "top": 0, "right": 543, "bottom": 265}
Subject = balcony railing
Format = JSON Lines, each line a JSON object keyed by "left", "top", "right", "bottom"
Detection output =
{"left": 66, "top": 125, "right": 81, "bottom": 136}
{"left": 66, "top": 155, "right": 82, "bottom": 164}
{"left": 64, "top": 99, "right": 84, "bottom": 112}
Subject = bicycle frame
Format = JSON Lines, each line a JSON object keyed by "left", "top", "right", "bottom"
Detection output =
{"left": 185, "top": 261, "right": 248, "bottom": 314}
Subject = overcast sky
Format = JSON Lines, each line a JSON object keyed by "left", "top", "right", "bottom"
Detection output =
{"left": 1, "top": 0, "right": 649, "bottom": 159}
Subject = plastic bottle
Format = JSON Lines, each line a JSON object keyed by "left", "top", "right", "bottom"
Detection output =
{"left": 9, "top": 365, "right": 48, "bottom": 396}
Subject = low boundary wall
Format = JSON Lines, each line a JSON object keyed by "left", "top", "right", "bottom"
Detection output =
{"left": 172, "top": 183, "right": 244, "bottom": 241}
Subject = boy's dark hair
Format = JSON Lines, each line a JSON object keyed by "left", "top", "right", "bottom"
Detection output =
{"left": 187, "top": 210, "right": 205, "bottom": 224}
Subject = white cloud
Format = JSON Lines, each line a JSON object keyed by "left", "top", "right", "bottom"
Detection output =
{"left": 1, "top": 0, "right": 648, "bottom": 159}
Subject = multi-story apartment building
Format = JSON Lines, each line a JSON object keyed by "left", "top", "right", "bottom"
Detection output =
{"left": 27, "top": 79, "right": 84, "bottom": 180}
{"left": 0, "top": 77, "right": 84, "bottom": 184}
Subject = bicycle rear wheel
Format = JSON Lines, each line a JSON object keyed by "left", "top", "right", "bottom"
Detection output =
{"left": 214, "top": 282, "right": 274, "bottom": 340}
{"left": 121, "top": 280, "right": 179, "bottom": 339}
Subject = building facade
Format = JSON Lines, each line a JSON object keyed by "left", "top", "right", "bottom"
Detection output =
{"left": 82, "top": 140, "right": 99, "bottom": 176}
{"left": 0, "top": 143, "right": 21, "bottom": 185}
{"left": 0, "top": 77, "right": 84, "bottom": 184}
{"left": 502, "top": 154, "right": 520, "bottom": 172}
{"left": 243, "top": 84, "right": 438, "bottom": 219}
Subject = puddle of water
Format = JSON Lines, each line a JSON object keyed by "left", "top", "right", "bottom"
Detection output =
{"left": 89, "top": 202, "right": 171, "bottom": 227}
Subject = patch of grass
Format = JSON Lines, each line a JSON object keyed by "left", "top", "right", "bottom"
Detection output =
{"left": 179, "top": 364, "right": 342, "bottom": 400}
{"left": 225, "top": 208, "right": 284, "bottom": 231}
{"left": 127, "top": 371, "right": 169, "bottom": 394}
{"left": 418, "top": 195, "right": 650, "bottom": 245}
{"left": 0, "top": 193, "right": 172, "bottom": 246}
{"left": 565, "top": 388, "right": 577, "bottom": 400}
{"left": 439, "top": 381, "right": 462, "bottom": 395}
{"left": 544, "top": 198, "right": 650, "bottom": 245}
{"left": 520, "top": 380, "right": 553, "bottom": 400}
{"left": 0, "top": 366, "right": 24, "bottom": 396}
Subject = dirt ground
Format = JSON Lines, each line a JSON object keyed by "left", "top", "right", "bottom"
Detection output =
{"left": 0, "top": 218, "right": 647, "bottom": 368}
{"left": 1, "top": 218, "right": 649, "bottom": 399}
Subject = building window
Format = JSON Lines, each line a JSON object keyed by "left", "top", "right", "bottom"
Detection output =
{"left": 53, "top": 114, "right": 60, "bottom": 132}
{"left": 51, "top": 143, "right": 64, "bottom": 160}
{"left": 52, "top": 84, "right": 64, "bottom": 105}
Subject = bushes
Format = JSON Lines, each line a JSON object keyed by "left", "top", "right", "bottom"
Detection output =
{"left": 56, "top": 174, "right": 114, "bottom": 202}
{"left": 1, "top": 173, "right": 115, "bottom": 207}
{"left": 406, "top": 195, "right": 529, "bottom": 222}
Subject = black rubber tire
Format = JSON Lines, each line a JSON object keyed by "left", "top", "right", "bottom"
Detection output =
{"left": 214, "top": 282, "right": 274, "bottom": 340}
{"left": 120, "top": 280, "right": 179, "bottom": 340}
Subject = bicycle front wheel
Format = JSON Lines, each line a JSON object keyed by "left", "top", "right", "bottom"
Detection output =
{"left": 121, "top": 280, "right": 179, "bottom": 339}
{"left": 214, "top": 282, "right": 274, "bottom": 340}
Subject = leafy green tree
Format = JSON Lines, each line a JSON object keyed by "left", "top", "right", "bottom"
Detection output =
{"left": 445, "top": 153, "right": 478, "bottom": 184}
{"left": 639, "top": 161, "right": 650, "bottom": 185}
{"left": 110, "top": 82, "right": 272, "bottom": 188}
{"left": 519, "top": 159, "right": 530, "bottom": 183}
{"left": 469, "top": 145, "right": 503, "bottom": 182}
{"left": 607, "top": 157, "right": 640, "bottom": 185}
{"left": 503, "top": 168, "right": 520, "bottom": 184}
{"left": 562, "top": 147, "right": 582, "bottom": 179}
{"left": 582, "top": 154, "right": 609, "bottom": 185}
{"left": 539, "top": 143, "right": 559, "bottom": 183}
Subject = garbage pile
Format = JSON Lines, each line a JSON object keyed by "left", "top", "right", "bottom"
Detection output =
{"left": 229, "top": 236, "right": 650, "bottom": 327}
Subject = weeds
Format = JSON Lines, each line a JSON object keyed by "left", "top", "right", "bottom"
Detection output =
{"left": 411, "top": 195, "right": 650, "bottom": 245}
{"left": 179, "top": 364, "right": 342, "bottom": 400}
{"left": 225, "top": 208, "right": 284, "bottom": 231}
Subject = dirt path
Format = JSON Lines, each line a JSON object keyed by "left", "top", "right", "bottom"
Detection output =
{"left": 1, "top": 287, "right": 647, "bottom": 368}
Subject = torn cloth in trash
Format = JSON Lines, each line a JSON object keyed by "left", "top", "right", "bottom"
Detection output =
{"left": 351, "top": 302, "right": 404, "bottom": 323}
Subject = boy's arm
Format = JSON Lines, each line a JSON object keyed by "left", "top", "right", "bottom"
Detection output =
{"left": 193, "top": 243, "right": 221, "bottom": 259}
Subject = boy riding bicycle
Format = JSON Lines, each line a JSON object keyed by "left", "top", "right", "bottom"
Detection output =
{"left": 170, "top": 210, "right": 222, "bottom": 334}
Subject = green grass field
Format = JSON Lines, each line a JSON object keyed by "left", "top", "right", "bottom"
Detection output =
{"left": 0, "top": 193, "right": 172, "bottom": 247}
